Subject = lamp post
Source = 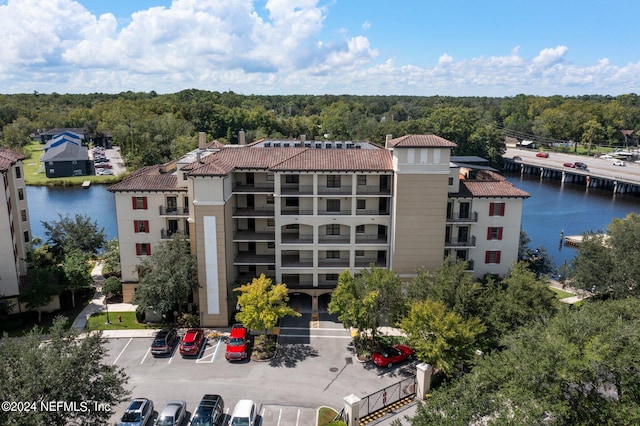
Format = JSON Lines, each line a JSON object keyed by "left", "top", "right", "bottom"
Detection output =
{"left": 104, "top": 292, "right": 111, "bottom": 324}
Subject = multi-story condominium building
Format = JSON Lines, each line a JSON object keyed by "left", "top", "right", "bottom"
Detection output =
{"left": 109, "top": 134, "right": 529, "bottom": 327}
{"left": 0, "top": 149, "right": 32, "bottom": 306}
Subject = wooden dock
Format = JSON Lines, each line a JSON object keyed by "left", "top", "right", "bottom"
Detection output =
{"left": 82, "top": 180, "right": 91, "bottom": 188}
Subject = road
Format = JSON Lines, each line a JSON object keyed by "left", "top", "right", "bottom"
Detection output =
{"left": 107, "top": 313, "right": 417, "bottom": 425}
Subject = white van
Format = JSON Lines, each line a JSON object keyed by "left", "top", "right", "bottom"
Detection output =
{"left": 228, "top": 399, "right": 257, "bottom": 426}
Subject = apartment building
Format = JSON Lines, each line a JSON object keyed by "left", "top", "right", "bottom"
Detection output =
{"left": 0, "top": 149, "right": 32, "bottom": 306}
{"left": 109, "top": 134, "right": 529, "bottom": 327}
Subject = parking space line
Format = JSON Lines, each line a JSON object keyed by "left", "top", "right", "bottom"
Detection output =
{"left": 140, "top": 347, "right": 151, "bottom": 364}
{"left": 296, "top": 408, "right": 301, "bottom": 426}
{"left": 276, "top": 408, "right": 282, "bottom": 425}
{"left": 196, "top": 341, "right": 221, "bottom": 363}
{"left": 112, "top": 338, "right": 132, "bottom": 365}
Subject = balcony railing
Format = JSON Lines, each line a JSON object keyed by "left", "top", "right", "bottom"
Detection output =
{"left": 355, "top": 209, "right": 390, "bottom": 216}
{"left": 356, "top": 185, "right": 392, "bottom": 195}
{"left": 317, "top": 259, "right": 350, "bottom": 268}
{"left": 355, "top": 235, "right": 388, "bottom": 244}
{"left": 444, "top": 235, "right": 477, "bottom": 247}
{"left": 233, "top": 252, "right": 275, "bottom": 265}
{"left": 232, "top": 184, "right": 274, "bottom": 193}
{"left": 281, "top": 255, "right": 314, "bottom": 268}
{"left": 281, "top": 209, "right": 314, "bottom": 216}
{"left": 317, "top": 187, "right": 353, "bottom": 195}
{"left": 355, "top": 259, "right": 387, "bottom": 268}
{"left": 232, "top": 208, "right": 274, "bottom": 217}
{"left": 318, "top": 209, "right": 352, "bottom": 215}
{"left": 281, "top": 234, "right": 313, "bottom": 244}
{"left": 446, "top": 212, "right": 478, "bottom": 223}
{"left": 161, "top": 229, "right": 189, "bottom": 239}
{"left": 159, "top": 206, "right": 189, "bottom": 216}
{"left": 281, "top": 185, "right": 313, "bottom": 195}
{"left": 232, "top": 231, "right": 275, "bottom": 241}
{"left": 318, "top": 235, "right": 350, "bottom": 244}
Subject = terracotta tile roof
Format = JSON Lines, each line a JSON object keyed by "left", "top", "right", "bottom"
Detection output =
{"left": 108, "top": 164, "right": 186, "bottom": 193}
{"left": 387, "top": 134, "right": 457, "bottom": 148}
{"left": 271, "top": 149, "right": 393, "bottom": 171}
{"left": 452, "top": 180, "right": 530, "bottom": 198}
{"left": 206, "top": 140, "right": 227, "bottom": 149}
{"left": 0, "top": 149, "right": 25, "bottom": 172}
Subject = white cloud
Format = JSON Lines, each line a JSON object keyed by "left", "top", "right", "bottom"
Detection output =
{"left": 0, "top": 0, "right": 638, "bottom": 96}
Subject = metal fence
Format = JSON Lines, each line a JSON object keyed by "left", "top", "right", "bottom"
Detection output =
{"left": 358, "top": 376, "right": 416, "bottom": 417}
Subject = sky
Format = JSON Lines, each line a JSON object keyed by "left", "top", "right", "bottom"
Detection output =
{"left": 0, "top": 0, "right": 639, "bottom": 97}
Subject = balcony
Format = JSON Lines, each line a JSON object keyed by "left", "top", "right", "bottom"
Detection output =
{"left": 317, "top": 187, "right": 353, "bottom": 196}
{"left": 355, "top": 235, "right": 388, "bottom": 244}
{"left": 444, "top": 235, "right": 477, "bottom": 248}
{"left": 161, "top": 229, "right": 189, "bottom": 239}
{"left": 281, "top": 255, "right": 314, "bottom": 268}
{"left": 232, "top": 208, "right": 274, "bottom": 217}
{"left": 234, "top": 252, "right": 275, "bottom": 265}
{"left": 159, "top": 206, "right": 189, "bottom": 216}
{"left": 281, "top": 209, "right": 314, "bottom": 216}
{"left": 356, "top": 185, "right": 392, "bottom": 195}
{"left": 318, "top": 235, "right": 350, "bottom": 244}
{"left": 232, "top": 184, "right": 274, "bottom": 193}
{"left": 317, "top": 258, "right": 350, "bottom": 268}
{"left": 281, "top": 234, "right": 313, "bottom": 244}
{"left": 446, "top": 212, "right": 478, "bottom": 223}
{"left": 355, "top": 259, "right": 387, "bottom": 268}
{"left": 355, "top": 209, "right": 390, "bottom": 216}
{"left": 318, "top": 209, "right": 352, "bottom": 216}
{"left": 281, "top": 185, "right": 313, "bottom": 195}
{"left": 233, "top": 231, "right": 275, "bottom": 241}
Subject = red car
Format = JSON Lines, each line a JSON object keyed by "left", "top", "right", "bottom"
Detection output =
{"left": 371, "top": 344, "right": 414, "bottom": 368}
{"left": 536, "top": 152, "right": 549, "bottom": 158}
{"left": 563, "top": 162, "right": 575, "bottom": 168}
{"left": 225, "top": 324, "right": 249, "bottom": 361}
{"left": 179, "top": 328, "right": 205, "bottom": 357}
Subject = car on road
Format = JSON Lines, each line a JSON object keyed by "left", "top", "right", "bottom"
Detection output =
{"left": 574, "top": 162, "right": 588, "bottom": 170}
{"left": 563, "top": 162, "right": 575, "bottom": 168}
{"left": 179, "top": 328, "right": 205, "bottom": 357}
{"left": 228, "top": 399, "right": 257, "bottom": 426}
{"left": 225, "top": 324, "right": 249, "bottom": 361}
{"left": 371, "top": 344, "right": 414, "bottom": 368}
{"left": 613, "top": 160, "right": 626, "bottom": 166}
{"left": 536, "top": 152, "right": 549, "bottom": 158}
{"left": 150, "top": 328, "right": 178, "bottom": 356}
{"left": 512, "top": 156, "right": 522, "bottom": 161}
{"left": 118, "top": 398, "right": 154, "bottom": 426}
{"left": 96, "top": 168, "right": 114, "bottom": 176}
{"left": 190, "top": 394, "right": 225, "bottom": 426}
{"left": 95, "top": 162, "right": 112, "bottom": 168}
{"left": 155, "top": 400, "right": 186, "bottom": 426}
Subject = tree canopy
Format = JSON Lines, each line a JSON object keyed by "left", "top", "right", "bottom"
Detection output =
{"left": 0, "top": 317, "right": 130, "bottom": 425}
{"left": 42, "top": 213, "right": 106, "bottom": 261}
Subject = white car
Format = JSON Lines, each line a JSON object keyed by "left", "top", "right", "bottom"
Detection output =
{"left": 228, "top": 399, "right": 257, "bottom": 426}
{"left": 613, "top": 160, "right": 626, "bottom": 166}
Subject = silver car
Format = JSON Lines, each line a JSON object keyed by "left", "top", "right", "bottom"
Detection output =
{"left": 155, "top": 400, "right": 186, "bottom": 426}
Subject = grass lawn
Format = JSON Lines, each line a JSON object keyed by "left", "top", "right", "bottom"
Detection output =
{"left": 317, "top": 406, "right": 340, "bottom": 426}
{"left": 22, "top": 141, "right": 120, "bottom": 186}
{"left": 86, "top": 311, "right": 155, "bottom": 331}
{"left": 549, "top": 287, "right": 575, "bottom": 299}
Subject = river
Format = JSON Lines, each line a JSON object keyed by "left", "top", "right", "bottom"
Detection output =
{"left": 26, "top": 177, "right": 640, "bottom": 271}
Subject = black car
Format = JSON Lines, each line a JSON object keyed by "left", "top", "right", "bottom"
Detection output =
{"left": 150, "top": 328, "right": 178, "bottom": 356}
{"left": 118, "top": 398, "right": 154, "bottom": 426}
{"left": 190, "top": 394, "right": 225, "bottom": 426}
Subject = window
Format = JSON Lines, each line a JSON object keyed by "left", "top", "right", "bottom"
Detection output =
{"left": 266, "top": 173, "right": 274, "bottom": 181}
{"left": 14, "top": 166, "right": 21, "bottom": 179}
{"left": 327, "top": 175, "right": 341, "bottom": 188}
{"left": 485, "top": 251, "right": 501, "bottom": 264}
{"left": 489, "top": 202, "right": 505, "bottom": 216}
{"left": 136, "top": 243, "right": 151, "bottom": 256}
{"left": 459, "top": 202, "right": 470, "bottom": 219}
{"left": 18, "top": 188, "right": 24, "bottom": 201}
{"left": 326, "top": 251, "right": 340, "bottom": 259}
{"left": 326, "top": 224, "right": 340, "bottom": 235}
{"left": 132, "top": 196, "right": 148, "bottom": 210}
{"left": 326, "top": 274, "right": 339, "bottom": 281}
{"left": 356, "top": 225, "right": 365, "bottom": 233}
{"left": 285, "top": 175, "right": 299, "bottom": 184}
{"left": 487, "top": 227, "right": 503, "bottom": 240}
{"left": 355, "top": 250, "right": 364, "bottom": 256}
{"left": 357, "top": 175, "right": 367, "bottom": 185}
{"left": 357, "top": 199, "right": 366, "bottom": 210}
{"left": 134, "top": 220, "right": 149, "bottom": 233}
{"left": 326, "top": 199, "right": 340, "bottom": 212}
{"left": 267, "top": 219, "right": 275, "bottom": 227}
{"left": 23, "top": 230, "right": 29, "bottom": 243}
{"left": 285, "top": 224, "right": 299, "bottom": 229}
{"left": 285, "top": 198, "right": 299, "bottom": 207}
{"left": 448, "top": 177, "right": 454, "bottom": 185}
{"left": 21, "top": 209, "right": 27, "bottom": 222}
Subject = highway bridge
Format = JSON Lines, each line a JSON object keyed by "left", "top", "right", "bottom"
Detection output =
{"left": 502, "top": 148, "right": 640, "bottom": 194}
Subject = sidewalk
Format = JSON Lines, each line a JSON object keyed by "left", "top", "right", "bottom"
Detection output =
{"left": 547, "top": 278, "right": 591, "bottom": 304}
{"left": 71, "top": 261, "right": 137, "bottom": 331}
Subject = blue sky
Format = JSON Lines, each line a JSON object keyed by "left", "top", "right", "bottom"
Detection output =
{"left": 0, "top": 0, "right": 638, "bottom": 96}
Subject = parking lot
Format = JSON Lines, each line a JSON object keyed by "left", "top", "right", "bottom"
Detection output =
{"left": 107, "top": 313, "right": 417, "bottom": 425}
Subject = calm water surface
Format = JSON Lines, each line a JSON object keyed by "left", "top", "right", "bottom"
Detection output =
{"left": 26, "top": 185, "right": 118, "bottom": 243}
{"left": 26, "top": 178, "right": 640, "bottom": 271}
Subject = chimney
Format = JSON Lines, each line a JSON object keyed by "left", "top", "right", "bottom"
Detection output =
{"left": 300, "top": 134, "right": 306, "bottom": 142}
{"left": 385, "top": 134, "right": 393, "bottom": 149}
{"left": 238, "top": 130, "right": 246, "bottom": 146}
{"left": 198, "top": 132, "right": 207, "bottom": 149}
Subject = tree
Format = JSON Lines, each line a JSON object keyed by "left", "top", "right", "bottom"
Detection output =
{"left": 21, "top": 267, "right": 57, "bottom": 323}
{"left": 234, "top": 274, "right": 300, "bottom": 350}
{"left": 400, "top": 299, "right": 485, "bottom": 376}
{"left": 101, "top": 238, "right": 121, "bottom": 278}
{"left": 518, "top": 230, "right": 555, "bottom": 277}
{"left": 103, "top": 276, "right": 122, "bottom": 297}
{"left": 0, "top": 317, "right": 130, "bottom": 425}
{"left": 132, "top": 236, "right": 198, "bottom": 316}
{"left": 42, "top": 214, "right": 106, "bottom": 261}
{"left": 410, "top": 298, "right": 640, "bottom": 426}
{"left": 328, "top": 267, "right": 405, "bottom": 342}
{"left": 62, "top": 248, "right": 92, "bottom": 308}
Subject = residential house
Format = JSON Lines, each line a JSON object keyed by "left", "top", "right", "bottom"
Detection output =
{"left": 41, "top": 132, "right": 93, "bottom": 178}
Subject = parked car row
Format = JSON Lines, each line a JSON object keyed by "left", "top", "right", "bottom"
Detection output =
{"left": 150, "top": 326, "right": 250, "bottom": 361}
{"left": 563, "top": 161, "right": 588, "bottom": 170}
{"left": 118, "top": 395, "right": 256, "bottom": 426}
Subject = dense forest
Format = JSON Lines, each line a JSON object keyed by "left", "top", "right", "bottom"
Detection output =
{"left": 2, "top": 90, "right": 640, "bottom": 170}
